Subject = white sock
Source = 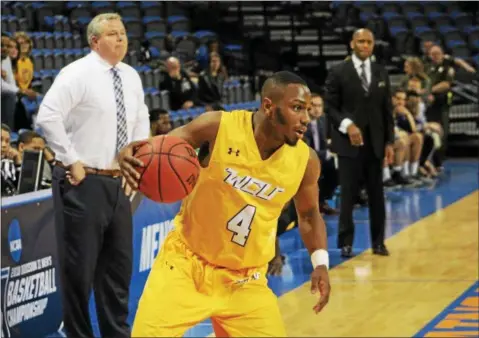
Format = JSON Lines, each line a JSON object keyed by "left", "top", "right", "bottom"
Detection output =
{"left": 402, "top": 161, "right": 410, "bottom": 177}
{"left": 394, "top": 166, "right": 402, "bottom": 172}
{"left": 410, "top": 161, "right": 419, "bottom": 176}
{"left": 383, "top": 167, "right": 391, "bottom": 181}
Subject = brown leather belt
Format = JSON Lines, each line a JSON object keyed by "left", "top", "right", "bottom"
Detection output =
{"left": 55, "top": 161, "right": 121, "bottom": 178}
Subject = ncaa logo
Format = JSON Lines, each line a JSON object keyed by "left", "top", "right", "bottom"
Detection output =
{"left": 7, "top": 219, "right": 22, "bottom": 263}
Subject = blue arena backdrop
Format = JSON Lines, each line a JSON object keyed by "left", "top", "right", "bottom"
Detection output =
{"left": 1, "top": 190, "right": 180, "bottom": 338}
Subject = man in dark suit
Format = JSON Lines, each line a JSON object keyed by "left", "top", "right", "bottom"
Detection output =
{"left": 304, "top": 93, "right": 339, "bottom": 215}
{"left": 324, "top": 29, "right": 395, "bottom": 258}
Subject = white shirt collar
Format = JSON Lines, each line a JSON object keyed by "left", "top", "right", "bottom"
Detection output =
{"left": 89, "top": 51, "right": 126, "bottom": 72}
{"left": 351, "top": 53, "right": 371, "bottom": 71}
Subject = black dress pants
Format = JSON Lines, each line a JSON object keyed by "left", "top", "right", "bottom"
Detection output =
{"left": 337, "top": 130, "right": 386, "bottom": 248}
{"left": 52, "top": 166, "right": 132, "bottom": 338}
{"left": 318, "top": 154, "right": 338, "bottom": 203}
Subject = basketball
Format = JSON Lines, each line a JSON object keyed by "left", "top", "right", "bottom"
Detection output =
{"left": 133, "top": 135, "right": 200, "bottom": 203}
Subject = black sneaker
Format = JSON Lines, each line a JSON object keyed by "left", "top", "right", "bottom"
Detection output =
{"left": 383, "top": 179, "right": 400, "bottom": 190}
{"left": 392, "top": 171, "right": 416, "bottom": 186}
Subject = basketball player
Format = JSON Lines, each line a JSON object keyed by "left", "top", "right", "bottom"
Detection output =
{"left": 119, "top": 71, "right": 331, "bottom": 337}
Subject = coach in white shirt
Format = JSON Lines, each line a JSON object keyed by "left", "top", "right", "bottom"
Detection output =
{"left": 36, "top": 13, "right": 149, "bottom": 338}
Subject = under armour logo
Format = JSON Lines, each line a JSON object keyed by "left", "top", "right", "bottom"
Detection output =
{"left": 228, "top": 148, "right": 240, "bottom": 156}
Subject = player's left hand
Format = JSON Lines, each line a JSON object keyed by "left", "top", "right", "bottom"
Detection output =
{"left": 385, "top": 144, "right": 394, "bottom": 165}
{"left": 310, "top": 265, "right": 331, "bottom": 314}
{"left": 118, "top": 140, "right": 148, "bottom": 190}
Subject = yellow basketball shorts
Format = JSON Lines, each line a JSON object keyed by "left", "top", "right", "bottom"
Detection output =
{"left": 132, "top": 230, "right": 287, "bottom": 337}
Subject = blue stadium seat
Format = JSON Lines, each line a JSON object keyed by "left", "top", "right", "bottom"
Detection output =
{"left": 116, "top": 1, "right": 135, "bottom": 8}
{"left": 360, "top": 12, "right": 377, "bottom": 23}
{"left": 73, "top": 16, "right": 92, "bottom": 28}
{"left": 10, "top": 132, "right": 19, "bottom": 143}
{"left": 405, "top": 12, "right": 425, "bottom": 20}
{"left": 473, "top": 55, "right": 479, "bottom": 69}
{"left": 53, "top": 32, "right": 64, "bottom": 49}
{"left": 64, "top": 49, "right": 75, "bottom": 66}
{"left": 63, "top": 32, "right": 74, "bottom": 49}
{"left": 382, "top": 12, "right": 407, "bottom": 28}
{"left": 123, "top": 17, "right": 144, "bottom": 38}
{"left": 193, "top": 30, "right": 217, "bottom": 44}
{"left": 413, "top": 26, "right": 434, "bottom": 38}
{"left": 389, "top": 26, "right": 408, "bottom": 36}
{"left": 446, "top": 40, "right": 467, "bottom": 49}
{"left": 92, "top": 1, "right": 112, "bottom": 9}
{"left": 145, "top": 32, "right": 166, "bottom": 50}
{"left": 66, "top": 2, "right": 90, "bottom": 9}
{"left": 117, "top": 2, "right": 141, "bottom": 17}
{"left": 471, "top": 40, "right": 479, "bottom": 52}
{"left": 140, "top": 2, "right": 163, "bottom": 17}
{"left": 167, "top": 15, "right": 189, "bottom": 32}
{"left": 70, "top": 34, "right": 81, "bottom": 49}
{"left": 450, "top": 11, "right": 473, "bottom": 28}
{"left": 53, "top": 49, "right": 65, "bottom": 69}
{"left": 143, "top": 16, "right": 167, "bottom": 33}
{"left": 149, "top": 89, "right": 161, "bottom": 110}
{"left": 31, "top": 49, "right": 45, "bottom": 70}
{"left": 44, "top": 32, "right": 54, "bottom": 50}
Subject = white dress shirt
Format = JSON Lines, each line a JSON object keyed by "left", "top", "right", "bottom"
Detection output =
{"left": 1, "top": 57, "right": 19, "bottom": 94}
{"left": 338, "top": 53, "right": 372, "bottom": 134}
{"left": 36, "top": 51, "right": 150, "bottom": 169}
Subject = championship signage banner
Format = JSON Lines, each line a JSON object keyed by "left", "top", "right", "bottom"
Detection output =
{"left": 1, "top": 191, "right": 182, "bottom": 337}
{"left": 1, "top": 195, "right": 63, "bottom": 338}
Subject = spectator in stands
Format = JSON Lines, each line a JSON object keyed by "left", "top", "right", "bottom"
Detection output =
{"left": 149, "top": 108, "right": 172, "bottom": 136}
{"left": 422, "top": 40, "right": 476, "bottom": 74}
{"left": 198, "top": 52, "right": 226, "bottom": 107}
{"left": 304, "top": 93, "right": 339, "bottom": 215}
{"left": 405, "top": 89, "right": 443, "bottom": 178}
{"left": 13, "top": 32, "right": 34, "bottom": 91}
{"left": 1, "top": 124, "right": 21, "bottom": 196}
{"left": 1, "top": 36, "right": 37, "bottom": 130}
{"left": 8, "top": 37, "right": 19, "bottom": 68}
{"left": 393, "top": 90, "right": 424, "bottom": 184}
{"left": 160, "top": 56, "right": 198, "bottom": 110}
{"left": 196, "top": 39, "right": 223, "bottom": 72}
{"left": 36, "top": 13, "right": 150, "bottom": 338}
{"left": 401, "top": 57, "right": 431, "bottom": 98}
{"left": 426, "top": 45, "right": 454, "bottom": 165}
{"left": 386, "top": 89, "right": 417, "bottom": 187}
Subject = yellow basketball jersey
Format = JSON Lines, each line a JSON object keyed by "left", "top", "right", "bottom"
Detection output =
{"left": 173, "top": 110, "right": 310, "bottom": 269}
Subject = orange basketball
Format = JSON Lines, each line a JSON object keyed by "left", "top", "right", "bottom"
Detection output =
{"left": 134, "top": 135, "right": 200, "bottom": 203}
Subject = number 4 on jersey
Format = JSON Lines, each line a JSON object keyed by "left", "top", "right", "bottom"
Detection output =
{"left": 227, "top": 205, "right": 257, "bottom": 246}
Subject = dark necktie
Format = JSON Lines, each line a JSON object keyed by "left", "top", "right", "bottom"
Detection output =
{"left": 360, "top": 62, "right": 369, "bottom": 93}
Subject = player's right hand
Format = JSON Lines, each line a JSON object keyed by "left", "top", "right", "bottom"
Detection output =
{"left": 311, "top": 265, "right": 331, "bottom": 314}
{"left": 118, "top": 140, "right": 147, "bottom": 190}
{"left": 346, "top": 123, "right": 363, "bottom": 146}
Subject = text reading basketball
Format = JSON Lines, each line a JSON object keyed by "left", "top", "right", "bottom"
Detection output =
{"left": 223, "top": 168, "right": 285, "bottom": 201}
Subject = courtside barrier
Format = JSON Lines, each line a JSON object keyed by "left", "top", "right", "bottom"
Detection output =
{"left": 1, "top": 190, "right": 180, "bottom": 338}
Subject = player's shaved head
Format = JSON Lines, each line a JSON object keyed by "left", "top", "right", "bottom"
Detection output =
{"left": 350, "top": 28, "right": 375, "bottom": 61}
{"left": 352, "top": 28, "right": 374, "bottom": 41}
{"left": 261, "top": 71, "right": 307, "bottom": 103}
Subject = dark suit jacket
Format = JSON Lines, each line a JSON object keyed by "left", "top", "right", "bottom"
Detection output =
{"left": 304, "top": 116, "right": 328, "bottom": 159}
{"left": 324, "top": 58, "right": 394, "bottom": 159}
